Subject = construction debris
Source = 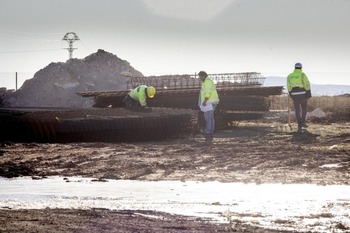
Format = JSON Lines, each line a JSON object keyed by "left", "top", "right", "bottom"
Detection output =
{"left": 307, "top": 108, "right": 326, "bottom": 119}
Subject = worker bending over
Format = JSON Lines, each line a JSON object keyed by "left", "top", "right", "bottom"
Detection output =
{"left": 124, "top": 85, "right": 156, "bottom": 108}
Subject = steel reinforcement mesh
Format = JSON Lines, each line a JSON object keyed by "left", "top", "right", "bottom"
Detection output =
{"left": 126, "top": 72, "right": 265, "bottom": 89}
{"left": 78, "top": 86, "right": 282, "bottom": 98}
{"left": 83, "top": 86, "right": 283, "bottom": 110}
{"left": 75, "top": 86, "right": 283, "bottom": 128}
{"left": 0, "top": 108, "right": 196, "bottom": 143}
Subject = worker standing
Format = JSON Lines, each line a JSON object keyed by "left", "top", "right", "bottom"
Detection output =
{"left": 287, "top": 63, "right": 312, "bottom": 132}
{"left": 124, "top": 85, "right": 156, "bottom": 108}
{"left": 198, "top": 71, "right": 219, "bottom": 143}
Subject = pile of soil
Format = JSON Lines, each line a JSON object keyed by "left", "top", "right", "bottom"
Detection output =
{"left": 308, "top": 108, "right": 350, "bottom": 123}
{"left": 4, "top": 50, "right": 142, "bottom": 108}
{"left": 0, "top": 88, "right": 11, "bottom": 107}
{"left": 0, "top": 91, "right": 4, "bottom": 107}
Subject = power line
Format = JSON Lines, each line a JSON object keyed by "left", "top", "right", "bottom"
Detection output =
{"left": 0, "top": 26, "right": 63, "bottom": 36}
{"left": 0, "top": 48, "right": 62, "bottom": 54}
{"left": 0, "top": 31, "right": 62, "bottom": 42}
{"left": 0, "top": 30, "right": 84, "bottom": 57}
{"left": 0, "top": 27, "right": 64, "bottom": 44}
{"left": 1, "top": 34, "right": 61, "bottom": 43}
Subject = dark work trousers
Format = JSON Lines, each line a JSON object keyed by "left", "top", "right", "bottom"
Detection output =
{"left": 123, "top": 94, "right": 139, "bottom": 108}
{"left": 292, "top": 95, "right": 308, "bottom": 128}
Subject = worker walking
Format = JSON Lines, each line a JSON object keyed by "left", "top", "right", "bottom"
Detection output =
{"left": 124, "top": 85, "right": 156, "bottom": 108}
{"left": 287, "top": 63, "right": 312, "bottom": 132}
{"left": 198, "top": 71, "right": 219, "bottom": 143}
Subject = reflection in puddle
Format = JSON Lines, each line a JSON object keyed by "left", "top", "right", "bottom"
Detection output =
{"left": 320, "top": 163, "right": 341, "bottom": 168}
{"left": 319, "top": 162, "right": 350, "bottom": 169}
{"left": 1, "top": 177, "right": 350, "bottom": 232}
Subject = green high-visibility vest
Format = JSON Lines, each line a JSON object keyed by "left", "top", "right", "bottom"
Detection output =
{"left": 200, "top": 76, "right": 219, "bottom": 104}
{"left": 129, "top": 85, "right": 147, "bottom": 106}
{"left": 287, "top": 69, "right": 310, "bottom": 92}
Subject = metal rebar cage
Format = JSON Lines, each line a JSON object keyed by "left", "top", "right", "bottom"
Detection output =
{"left": 127, "top": 72, "right": 265, "bottom": 89}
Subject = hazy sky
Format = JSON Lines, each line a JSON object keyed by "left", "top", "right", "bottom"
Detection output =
{"left": 0, "top": 0, "right": 349, "bottom": 86}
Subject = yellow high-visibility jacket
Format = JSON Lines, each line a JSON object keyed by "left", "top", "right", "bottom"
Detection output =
{"left": 287, "top": 69, "right": 310, "bottom": 92}
{"left": 200, "top": 76, "right": 219, "bottom": 104}
{"left": 129, "top": 85, "right": 147, "bottom": 106}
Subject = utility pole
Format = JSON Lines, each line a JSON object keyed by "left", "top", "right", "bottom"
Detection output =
{"left": 15, "top": 72, "right": 18, "bottom": 91}
{"left": 62, "top": 32, "right": 80, "bottom": 59}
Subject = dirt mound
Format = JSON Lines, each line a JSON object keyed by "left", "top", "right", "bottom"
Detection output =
{"left": 5, "top": 50, "right": 143, "bottom": 108}
{"left": 0, "top": 88, "right": 12, "bottom": 107}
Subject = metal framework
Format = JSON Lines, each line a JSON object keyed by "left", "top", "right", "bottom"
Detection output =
{"left": 127, "top": 72, "right": 265, "bottom": 89}
{"left": 62, "top": 32, "right": 80, "bottom": 59}
{"left": 0, "top": 108, "right": 196, "bottom": 143}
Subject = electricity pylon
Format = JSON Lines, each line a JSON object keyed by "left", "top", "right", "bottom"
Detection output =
{"left": 62, "top": 32, "right": 80, "bottom": 59}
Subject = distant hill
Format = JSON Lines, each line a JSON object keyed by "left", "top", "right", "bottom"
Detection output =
{"left": 264, "top": 76, "right": 350, "bottom": 96}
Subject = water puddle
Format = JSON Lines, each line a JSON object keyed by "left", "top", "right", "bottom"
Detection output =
{"left": 320, "top": 162, "right": 349, "bottom": 169}
{"left": 320, "top": 163, "right": 341, "bottom": 168}
{"left": 1, "top": 177, "right": 350, "bottom": 232}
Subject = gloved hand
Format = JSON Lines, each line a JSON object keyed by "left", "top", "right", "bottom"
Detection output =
{"left": 306, "top": 90, "right": 312, "bottom": 99}
{"left": 130, "top": 107, "right": 152, "bottom": 113}
{"left": 142, "top": 107, "right": 152, "bottom": 113}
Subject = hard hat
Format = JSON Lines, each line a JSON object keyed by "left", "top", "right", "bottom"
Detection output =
{"left": 147, "top": 86, "right": 156, "bottom": 98}
{"left": 198, "top": 71, "right": 208, "bottom": 77}
{"left": 295, "top": 63, "right": 302, "bottom": 69}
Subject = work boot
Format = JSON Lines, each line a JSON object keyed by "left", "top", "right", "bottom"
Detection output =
{"left": 297, "top": 124, "right": 302, "bottom": 132}
{"left": 301, "top": 123, "right": 308, "bottom": 128}
{"left": 204, "top": 134, "right": 213, "bottom": 145}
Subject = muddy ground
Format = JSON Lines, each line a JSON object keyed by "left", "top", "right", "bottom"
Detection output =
{"left": 1, "top": 121, "right": 350, "bottom": 232}
{"left": 1, "top": 122, "right": 349, "bottom": 184}
{"left": 0, "top": 208, "right": 289, "bottom": 233}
